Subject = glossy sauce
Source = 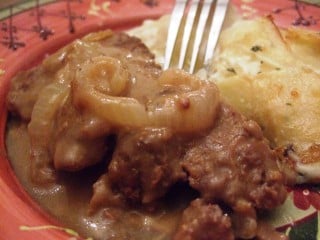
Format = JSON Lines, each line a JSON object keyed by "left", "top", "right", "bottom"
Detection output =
{"left": 6, "top": 119, "right": 196, "bottom": 240}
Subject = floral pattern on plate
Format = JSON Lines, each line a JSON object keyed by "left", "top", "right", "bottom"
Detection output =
{"left": 0, "top": 1, "right": 319, "bottom": 239}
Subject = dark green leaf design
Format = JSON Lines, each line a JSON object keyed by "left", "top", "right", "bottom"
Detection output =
{"left": 289, "top": 214, "right": 318, "bottom": 240}
{"left": 310, "top": 185, "right": 320, "bottom": 191}
{"left": 298, "top": 0, "right": 320, "bottom": 6}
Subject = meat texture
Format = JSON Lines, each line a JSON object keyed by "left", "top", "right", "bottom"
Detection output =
{"left": 90, "top": 103, "right": 287, "bottom": 239}
{"left": 7, "top": 30, "right": 162, "bottom": 184}
{"left": 107, "top": 127, "right": 188, "bottom": 205}
{"left": 182, "top": 103, "right": 287, "bottom": 239}
{"left": 7, "top": 29, "right": 288, "bottom": 239}
{"left": 173, "top": 199, "right": 234, "bottom": 240}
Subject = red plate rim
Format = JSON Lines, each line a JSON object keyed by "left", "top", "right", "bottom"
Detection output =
{"left": 0, "top": 0, "right": 320, "bottom": 239}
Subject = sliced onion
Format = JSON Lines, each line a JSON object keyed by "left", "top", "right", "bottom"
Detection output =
{"left": 28, "top": 81, "right": 70, "bottom": 183}
{"left": 150, "top": 69, "right": 220, "bottom": 133}
{"left": 77, "top": 56, "right": 130, "bottom": 96}
{"left": 74, "top": 88, "right": 149, "bottom": 127}
{"left": 73, "top": 56, "right": 148, "bottom": 127}
{"left": 74, "top": 59, "right": 220, "bottom": 133}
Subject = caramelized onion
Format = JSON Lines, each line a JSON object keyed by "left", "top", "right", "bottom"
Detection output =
{"left": 73, "top": 56, "right": 148, "bottom": 127}
{"left": 28, "top": 82, "right": 70, "bottom": 183}
{"left": 73, "top": 57, "right": 219, "bottom": 133}
{"left": 78, "top": 56, "right": 130, "bottom": 96}
{"left": 151, "top": 69, "right": 220, "bottom": 133}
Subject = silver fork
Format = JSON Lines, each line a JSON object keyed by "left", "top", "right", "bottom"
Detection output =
{"left": 164, "top": 0, "right": 229, "bottom": 74}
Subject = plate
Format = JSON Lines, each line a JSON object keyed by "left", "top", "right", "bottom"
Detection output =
{"left": 0, "top": 1, "right": 320, "bottom": 239}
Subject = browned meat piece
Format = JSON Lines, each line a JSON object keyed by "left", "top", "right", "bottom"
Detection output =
{"left": 53, "top": 31, "right": 162, "bottom": 173}
{"left": 7, "top": 30, "right": 161, "bottom": 122}
{"left": 89, "top": 174, "right": 126, "bottom": 214}
{"left": 89, "top": 81, "right": 287, "bottom": 239}
{"left": 7, "top": 28, "right": 288, "bottom": 239}
{"left": 173, "top": 199, "right": 234, "bottom": 240}
{"left": 182, "top": 102, "right": 287, "bottom": 239}
{"left": 7, "top": 63, "right": 60, "bottom": 121}
{"left": 107, "top": 127, "right": 188, "bottom": 205}
{"left": 7, "top": 30, "right": 163, "bottom": 184}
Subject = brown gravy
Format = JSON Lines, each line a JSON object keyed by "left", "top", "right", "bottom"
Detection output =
{"left": 6, "top": 118, "right": 197, "bottom": 240}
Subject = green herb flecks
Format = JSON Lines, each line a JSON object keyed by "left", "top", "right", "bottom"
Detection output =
{"left": 298, "top": 0, "right": 320, "bottom": 6}
{"left": 227, "top": 67, "right": 237, "bottom": 74}
{"left": 251, "top": 45, "right": 262, "bottom": 52}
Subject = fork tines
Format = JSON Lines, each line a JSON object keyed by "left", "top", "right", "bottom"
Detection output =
{"left": 164, "top": 0, "right": 229, "bottom": 74}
